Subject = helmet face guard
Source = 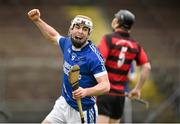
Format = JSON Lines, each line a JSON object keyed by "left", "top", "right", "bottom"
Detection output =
{"left": 70, "top": 15, "right": 93, "bottom": 33}
{"left": 69, "top": 15, "right": 93, "bottom": 48}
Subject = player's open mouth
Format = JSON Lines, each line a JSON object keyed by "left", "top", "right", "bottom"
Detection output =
{"left": 74, "top": 36, "right": 83, "bottom": 41}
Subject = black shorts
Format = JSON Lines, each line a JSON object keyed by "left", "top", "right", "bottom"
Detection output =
{"left": 97, "top": 95, "right": 125, "bottom": 119}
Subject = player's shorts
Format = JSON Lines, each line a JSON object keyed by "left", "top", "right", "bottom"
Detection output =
{"left": 97, "top": 94, "right": 125, "bottom": 119}
{"left": 45, "top": 96, "right": 98, "bottom": 124}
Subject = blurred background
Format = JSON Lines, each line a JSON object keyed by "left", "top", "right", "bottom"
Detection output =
{"left": 0, "top": 0, "right": 179, "bottom": 123}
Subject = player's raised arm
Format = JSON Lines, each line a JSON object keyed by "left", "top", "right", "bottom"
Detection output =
{"left": 27, "top": 9, "right": 60, "bottom": 45}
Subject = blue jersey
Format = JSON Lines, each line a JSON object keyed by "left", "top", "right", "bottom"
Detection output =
{"left": 58, "top": 36, "right": 107, "bottom": 111}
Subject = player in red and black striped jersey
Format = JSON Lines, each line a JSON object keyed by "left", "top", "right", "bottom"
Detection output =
{"left": 97, "top": 10, "right": 151, "bottom": 123}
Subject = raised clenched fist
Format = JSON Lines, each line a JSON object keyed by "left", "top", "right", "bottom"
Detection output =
{"left": 28, "top": 9, "right": 41, "bottom": 21}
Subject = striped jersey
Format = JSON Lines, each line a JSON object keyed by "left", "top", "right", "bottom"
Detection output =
{"left": 57, "top": 36, "right": 107, "bottom": 111}
{"left": 98, "top": 30, "right": 149, "bottom": 96}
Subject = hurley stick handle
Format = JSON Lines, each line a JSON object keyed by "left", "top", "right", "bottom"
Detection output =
{"left": 134, "top": 98, "right": 149, "bottom": 109}
{"left": 77, "top": 99, "right": 85, "bottom": 123}
{"left": 124, "top": 93, "right": 149, "bottom": 109}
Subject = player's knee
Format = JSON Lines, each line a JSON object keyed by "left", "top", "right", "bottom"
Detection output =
{"left": 41, "top": 119, "right": 51, "bottom": 124}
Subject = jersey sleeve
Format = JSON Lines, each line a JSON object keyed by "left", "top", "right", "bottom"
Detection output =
{"left": 135, "top": 46, "right": 149, "bottom": 65}
{"left": 89, "top": 48, "right": 107, "bottom": 78}
{"left": 92, "top": 61, "right": 107, "bottom": 78}
{"left": 98, "top": 36, "right": 109, "bottom": 61}
{"left": 57, "top": 35, "right": 66, "bottom": 53}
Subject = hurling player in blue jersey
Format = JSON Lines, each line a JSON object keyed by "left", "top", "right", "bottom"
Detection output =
{"left": 28, "top": 9, "right": 110, "bottom": 124}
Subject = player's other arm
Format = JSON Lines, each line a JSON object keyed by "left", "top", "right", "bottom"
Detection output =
{"left": 135, "top": 62, "right": 151, "bottom": 91}
{"left": 128, "top": 62, "right": 151, "bottom": 99}
{"left": 27, "top": 9, "right": 60, "bottom": 45}
{"left": 73, "top": 74, "right": 110, "bottom": 99}
{"left": 128, "top": 45, "right": 151, "bottom": 99}
{"left": 88, "top": 73, "right": 110, "bottom": 96}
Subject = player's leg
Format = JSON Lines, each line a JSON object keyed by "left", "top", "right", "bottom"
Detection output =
{"left": 109, "top": 118, "right": 121, "bottom": 123}
{"left": 96, "top": 95, "right": 111, "bottom": 123}
{"left": 41, "top": 119, "right": 51, "bottom": 124}
{"left": 42, "top": 96, "right": 66, "bottom": 123}
{"left": 97, "top": 115, "right": 109, "bottom": 123}
{"left": 64, "top": 102, "right": 98, "bottom": 123}
{"left": 109, "top": 96, "right": 125, "bottom": 124}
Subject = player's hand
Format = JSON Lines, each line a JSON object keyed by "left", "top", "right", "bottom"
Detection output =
{"left": 28, "top": 9, "right": 41, "bottom": 21}
{"left": 128, "top": 88, "right": 141, "bottom": 100}
{"left": 72, "top": 87, "right": 87, "bottom": 99}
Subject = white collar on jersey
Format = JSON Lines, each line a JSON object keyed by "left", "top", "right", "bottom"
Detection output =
{"left": 72, "top": 41, "right": 89, "bottom": 51}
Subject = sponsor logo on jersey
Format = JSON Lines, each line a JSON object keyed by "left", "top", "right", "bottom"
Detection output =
{"left": 63, "top": 61, "right": 72, "bottom": 76}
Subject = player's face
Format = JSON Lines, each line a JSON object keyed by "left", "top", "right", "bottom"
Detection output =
{"left": 70, "top": 24, "right": 90, "bottom": 48}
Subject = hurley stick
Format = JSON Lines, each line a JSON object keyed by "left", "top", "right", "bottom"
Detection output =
{"left": 108, "top": 93, "right": 149, "bottom": 109}
{"left": 68, "top": 65, "right": 84, "bottom": 123}
{"left": 125, "top": 94, "right": 149, "bottom": 109}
